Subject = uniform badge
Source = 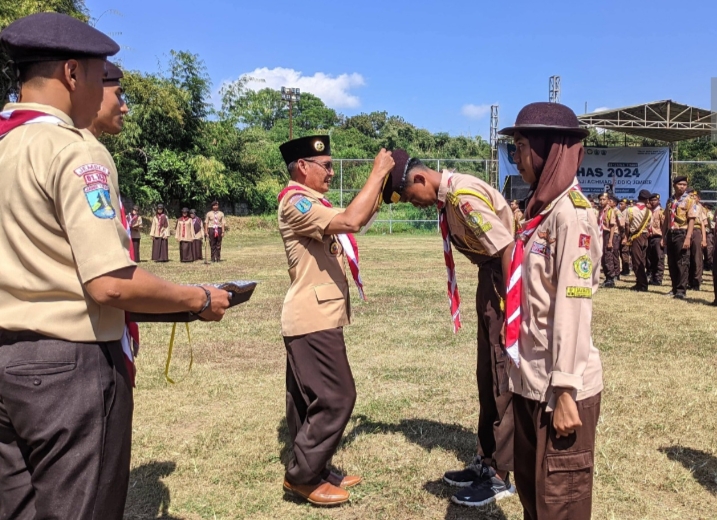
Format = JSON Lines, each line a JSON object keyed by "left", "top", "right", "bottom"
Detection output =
{"left": 566, "top": 286, "right": 592, "bottom": 299}
{"left": 537, "top": 229, "right": 556, "bottom": 244}
{"left": 74, "top": 164, "right": 115, "bottom": 219}
{"left": 460, "top": 201, "right": 474, "bottom": 215}
{"left": 573, "top": 254, "right": 593, "bottom": 279}
{"left": 579, "top": 234, "right": 591, "bottom": 249}
{"left": 467, "top": 211, "right": 492, "bottom": 235}
{"left": 293, "top": 197, "right": 312, "bottom": 214}
{"left": 569, "top": 190, "right": 591, "bottom": 209}
{"left": 530, "top": 241, "right": 550, "bottom": 257}
{"left": 330, "top": 240, "right": 341, "bottom": 256}
{"left": 314, "top": 141, "right": 325, "bottom": 152}
{"left": 391, "top": 192, "right": 401, "bottom": 204}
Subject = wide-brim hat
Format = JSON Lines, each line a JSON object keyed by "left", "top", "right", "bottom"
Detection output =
{"left": 499, "top": 102, "right": 589, "bottom": 138}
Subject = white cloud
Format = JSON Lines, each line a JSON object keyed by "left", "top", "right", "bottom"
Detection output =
{"left": 461, "top": 103, "right": 492, "bottom": 120}
{"left": 593, "top": 106, "right": 610, "bottom": 113}
{"left": 238, "top": 67, "right": 365, "bottom": 109}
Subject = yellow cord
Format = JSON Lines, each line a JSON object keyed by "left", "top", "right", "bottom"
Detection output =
{"left": 165, "top": 322, "right": 194, "bottom": 384}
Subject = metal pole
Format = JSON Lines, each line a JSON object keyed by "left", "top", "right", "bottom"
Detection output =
{"left": 289, "top": 98, "right": 293, "bottom": 140}
{"left": 437, "top": 159, "right": 440, "bottom": 173}
{"left": 389, "top": 203, "right": 393, "bottom": 234}
{"left": 339, "top": 160, "right": 344, "bottom": 207}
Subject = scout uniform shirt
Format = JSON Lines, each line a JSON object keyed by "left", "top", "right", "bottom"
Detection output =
{"left": 279, "top": 181, "right": 350, "bottom": 337}
{"left": 649, "top": 205, "right": 664, "bottom": 237}
{"left": 626, "top": 202, "right": 652, "bottom": 242}
{"left": 666, "top": 194, "right": 698, "bottom": 230}
{"left": 509, "top": 182, "right": 603, "bottom": 404}
{"left": 150, "top": 214, "right": 170, "bottom": 238}
{"left": 0, "top": 102, "right": 134, "bottom": 342}
{"left": 175, "top": 217, "right": 195, "bottom": 242}
{"left": 437, "top": 172, "right": 514, "bottom": 265}
{"left": 205, "top": 210, "right": 226, "bottom": 236}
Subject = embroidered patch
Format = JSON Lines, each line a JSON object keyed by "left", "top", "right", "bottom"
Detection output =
{"left": 579, "top": 234, "right": 591, "bottom": 249}
{"left": 573, "top": 254, "right": 593, "bottom": 279}
{"left": 566, "top": 286, "right": 592, "bottom": 299}
{"left": 391, "top": 192, "right": 400, "bottom": 204}
{"left": 537, "top": 229, "right": 556, "bottom": 244}
{"left": 293, "top": 197, "right": 312, "bottom": 214}
{"left": 288, "top": 193, "right": 305, "bottom": 205}
{"left": 74, "top": 164, "right": 115, "bottom": 219}
{"left": 466, "top": 211, "right": 492, "bottom": 235}
{"left": 460, "top": 201, "right": 474, "bottom": 215}
{"left": 530, "top": 241, "right": 550, "bottom": 257}
{"left": 330, "top": 240, "right": 341, "bottom": 256}
{"left": 569, "top": 190, "right": 591, "bottom": 209}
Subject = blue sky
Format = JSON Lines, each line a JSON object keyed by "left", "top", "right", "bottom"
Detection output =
{"left": 87, "top": 0, "right": 717, "bottom": 138}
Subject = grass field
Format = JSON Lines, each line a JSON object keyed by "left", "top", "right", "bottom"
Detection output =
{"left": 125, "top": 222, "right": 717, "bottom": 520}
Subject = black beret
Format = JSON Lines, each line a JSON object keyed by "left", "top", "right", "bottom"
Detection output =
{"left": 499, "top": 102, "right": 589, "bottom": 138}
{"left": 105, "top": 61, "right": 123, "bottom": 82}
{"left": 649, "top": 193, "right": 660, "bottom": 199}
{"left": 381, "top": 149, "right": 411, "bottom": 205}
{"left": 0, "top": 13, "right": 120, "bottom": 64}
{"left": 673, "top": 176, "right": 687, "bottom": 185}
{"left": 181, "top": 207, "right": 189, "bottom": 212}
{"left": 211, "top": 200, "right": 219, "bottom": 206}
{"left": 156, "top": 204, "right": 165, "bottom": 210}
{"left": 280, "top": 135, "right": 331, "bottom": 166}
{"left": 638, "top": 189, "right": 651, "bottom": 200}
{"left": 190, "top": 209, "right": 197, "bottom": 214}
{"left": 609, "top": 194, "right": 619, "bottom": 203}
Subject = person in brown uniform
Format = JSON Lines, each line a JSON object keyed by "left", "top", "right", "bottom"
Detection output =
{"left": 0, "top": 13, "right": 230, "bottom": 520}
{"left": 647, "top": 193, "right": 665, "bottom": 285}
{"left": 190, "top": 209, "right": 204, "bottom": 261}
{"left": 688, "top": 191, "right": 707, "bottom": 290}
{"left": 618, "top": 198, "right": 631, "bottom": 276}
{"left": 626, "top": 190, "right": 652, "bottom": 291}
{"left": 598, "top": 193, "right": 618, "bottom": 287}
{"left": 500, "top": 102, "right": 603, "bottom": 520}
{"left": 175, "top": 207, "right": 195, "bottom": 262}
{"left": 127, "top": 205, "right": 143, "bottom": 262}
{"left": 205, "top": 201, "right": 226, "bottom": 262}
{"left": 150, "top": 204, "right": 170, "bottom": 261}
{"left": 382, "top": 151, "right": 517, "bottom": 507}
{"left": 662, "top": 176, "right": 697, "bottom": 299}
{"left": 278, "top": 136, "right": 394, "bottom": 506}
{"left": 705, "top": 203, "right": 714, "bottom": 272}
{"left": 510, "top": 199, "right": 524, "bottom": 233}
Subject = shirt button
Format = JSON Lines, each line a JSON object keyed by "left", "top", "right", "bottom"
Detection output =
{"left": 33, "top": 379, "right": 41, "bottom": 386}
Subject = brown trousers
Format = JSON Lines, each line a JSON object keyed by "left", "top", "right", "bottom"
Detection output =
{"left": 706, "top": 232, "right": 714, "bottom": 271}
{"left": 666, "top": 229, "right": 689, "bottom": 296}
{"left": 689, "top": 228, "right": 703, "bottom": 288}
{"left": 513, "top": 393, "right": 601, "bottom": 520}
{"left": 131, "top": 238, "right": 141, "bottom": 262}
{"left": 193, "top": 238, "right": 203, "bottom": 260}
{"left": 209, "top": 229, "right": 223, "bottom": 262}
{"left": 284, "top": 328, "right": 357, "bottom": 486}
{"left": 713, "top": 234, "right": 717, "bottom": 299}
{"left": 0, "top": 333, "right": 133, "bottom": 520}
{"left": 179, "top": 241, "right": 194, "bottom": 262}
{"left": 620, "top": 236, "right": 631, "bottom": 274}
{"left": 630, "top": 234, "right": 648, "bottom": 290}
{"left": 476, "top": 259, "right": 514, "bottom": 472}
{"left": 151, "top": 237, "right": 169, "bottom": 262}
{"left": 601, "top": 231, "right": 618, "bottom": 280}
{"left": 646, "top": 235, "right": 665, "bottom": 283}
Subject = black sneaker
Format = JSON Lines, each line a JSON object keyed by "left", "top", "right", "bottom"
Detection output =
{"left": 674, "top": 293, "right": 686, "bottom": 300}
{"left": 711, "top": 299, "right": 717, "bottom": 306}
{"left": 451, "top": 469, "right": 516, "bottom": 508}
{"left": 665, "top": 291, "right": 675, "bottom": 297}
{"left": 443, "top": 457, "right": 490, "bottom": 487}
{"left": 601, "top": 279, "right": 615, "bottom": 288}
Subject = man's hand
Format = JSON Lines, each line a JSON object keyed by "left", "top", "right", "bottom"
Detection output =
{"left": 621, "top": 237, "right": 627, "bottom": 245}
{"left": 553, "top": 389, "right": 582, "bottom": 438}
{"left": 370, "top": 148, "right": 395, "bottom": 180}
{"left": 607, "top": 243, "right": 613, "bottom": 251}
{"left": 197, "top": 286, "right": 231, "bottom": 321}
{"left": 682, "top": 238, "right": 691, "bottom": 250}
{"left": 702, "top": 238, "right": 707, "bottom": 248}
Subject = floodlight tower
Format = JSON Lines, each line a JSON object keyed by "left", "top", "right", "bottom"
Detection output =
{"left": 489, "top": 104, "right": 499, "bottom": 187}
{"left": 549, "top": 75, "right": 561, "bottom": 103}
{"left": 281, "top": 87, "right": 301, "bottom": 140}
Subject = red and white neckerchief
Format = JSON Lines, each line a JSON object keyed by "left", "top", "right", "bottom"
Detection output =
{"left": 118, "top": 202, "right": 139, "bottom": 387}
{"left": 278, "top": 185, "right": 366, "bottom": 301}
{"left": 180, "top": 217, "right": 189, "bottom": 238}
{"left": 213, "top": 212, "right": 220, "bottom": 238}
{"left": 670, "top": 193, "right": 689, "bottom": 230}
{"left": 0, "top": 109, "right": 64, "bottom": 137}
{"left": 598, "top": 207, "right": 606, "bottom": 230}
{"left": 435, "top": 173, "right": 461, "bottom": 333}
{"left": 126, "top": 213, "right": 138, "bottom": 229}
{"left": 505, "top": 185, "right": 579, "bottom": 367}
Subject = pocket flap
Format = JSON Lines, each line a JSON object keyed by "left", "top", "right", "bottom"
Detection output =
{"left": 546, "top": 450, "right": 593, "bottom": 473}
{"left": 313, "top": 283, "right": 344, "bottom": 303}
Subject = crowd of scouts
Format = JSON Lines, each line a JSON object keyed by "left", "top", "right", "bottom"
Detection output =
{"left": 0, "top": 12, "right": 710, "bottom": 520}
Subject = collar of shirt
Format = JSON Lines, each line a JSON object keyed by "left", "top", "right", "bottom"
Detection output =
{"left": 2, "top": 102, "right": 74, "bottom": 127}
{"left": 287, "top": 180, "right": 327, "bottom": 201}
{"left": 437, "top": 170, "right": 452, "bottom": 206}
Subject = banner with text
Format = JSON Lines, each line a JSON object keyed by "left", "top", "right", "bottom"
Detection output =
{"left": 499, "top": 144, "right": 670, "bottom": 202}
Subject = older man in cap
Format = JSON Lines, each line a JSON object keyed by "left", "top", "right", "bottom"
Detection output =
{"left": 278, "top": 135, "right": 393, "bottom": 506}
{"left": 647, "top": 193, "right": 665, "bottom": 285}
{"left": 383, "top": 151, "right": 517, "bottom": 508}
{"left": 662, "top": 176, "right": 697, "bottom": 299}
{"left": 625, "top": 190, "right": 653, "bottom": 291}
{"left": 0, "top": 13, "right": 230, "bottom": 520}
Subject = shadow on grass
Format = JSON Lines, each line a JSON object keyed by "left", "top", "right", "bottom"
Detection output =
{"left": 660, "top": 446, "right": 717, "bottom": 495}
{"left": 125, "top": 461, "right": 181, "bottom": 519}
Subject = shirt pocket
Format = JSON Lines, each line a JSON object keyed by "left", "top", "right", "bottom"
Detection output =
{"left": 544, "top": 450, "right": 594, "bottom": 504}
{"left": 529, "top": 319, "right": 549, "bottom": 352}
{"left": 313, "top": 283, "right": 344, "bottom": 303}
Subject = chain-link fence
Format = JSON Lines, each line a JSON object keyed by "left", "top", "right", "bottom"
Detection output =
{"left": 325, "top": 159, "right": 494, "bottom": 233}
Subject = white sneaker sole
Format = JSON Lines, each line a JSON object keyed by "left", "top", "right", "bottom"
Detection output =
{"left": 442, "top": 476, "right": 475, "bottom": 488}
{"left": 450, "top": 484, "right": 516, "bottom": 508}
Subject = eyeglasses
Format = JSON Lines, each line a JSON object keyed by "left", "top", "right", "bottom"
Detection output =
{"left": 303, "top": 159, "right": 334, "bottom": 173}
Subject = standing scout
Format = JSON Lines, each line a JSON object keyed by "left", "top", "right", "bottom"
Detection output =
{"left": 384, "top": 151, "right": 517, "bottom": 508}
{"left": 618, "top": 198, "right": 631, "bottom": 276}
{"left": 278, "top": 135, "right": 394, "bottom": 506}
{"left": 510, "top": 199, "right": 524, "bottom": 233}
{"left": 205, "top": 201, "right": 226, "bottom": 262}
{"left": 705, "top": 203, "right": 715, "bottom": 272}
{"left": 662, "top": 176, "right": 697, "bottom": 299}
{"left": 647, "top": 193, "right": 665, "bottom": 285}
{"left": 127, "top": 206, "right": 143, "bottom": 261}
{"left": 598, "top": 192, "right": 618, "bottom": 287}
{"left": 150, "top": 204, "right": 170, "bottom": 261}
{"left": 175, "top": 207, "right": 196, "bottom": 262}
{"left": 625, "top": 190, "right": 652, "bottom": 292}
{"left": 501, "top": 102, "right": 603, "bottom": 520}
{"left": 688, "top": 191, "right": 707, "bottom": 290}
{"left": 0, "top": 13, "right": 230, "bottom": 520}
{"left": 190, "top": 209, "right": 204, "bottom": 261}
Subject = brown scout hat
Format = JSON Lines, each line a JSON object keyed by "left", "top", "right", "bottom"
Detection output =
{"left": 498, "top": 102, "right": 589, "bottom": 138}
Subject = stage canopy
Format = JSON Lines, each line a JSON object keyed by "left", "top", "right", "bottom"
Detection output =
{"left": 578, "top": 100, "right": 717, "bottom": 142}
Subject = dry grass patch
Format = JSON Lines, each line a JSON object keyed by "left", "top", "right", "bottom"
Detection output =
{"left": 126, "top": 229, "right": 717, "bottom": 519}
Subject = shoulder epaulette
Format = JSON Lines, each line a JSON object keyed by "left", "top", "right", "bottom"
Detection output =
{"left": 569, "top": 190, "right": 591, "bottom": 209}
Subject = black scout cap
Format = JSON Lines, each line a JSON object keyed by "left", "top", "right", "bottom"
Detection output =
{"left": 499, "top": 102, "right": 589, "bottom": 138}
{"left": 156, "top": 204, "right": 165, "bottom": 210}
{"left": 280, "top": 135, "right": 331, "bottom": 166}
{"left": 0, "top": 12, "right": 120, "bottom": 64}
{"left": 638, "top": 189, "right": 651, "bottom": 200}
{"left": 673, "top": 176, "right": 687, "bottom": 185}
{"left": 104, "top": 61, "right": 123, "bottom": 83}
{"left": 649, "top": 193, "right": 660, "bottom": 199}
{"left": 381, "top": 149, "right": 411, "bottom": 205}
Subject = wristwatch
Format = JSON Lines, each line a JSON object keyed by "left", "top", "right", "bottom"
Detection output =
{"left": 191, "top": 286, "right": 211, "bottom": 316}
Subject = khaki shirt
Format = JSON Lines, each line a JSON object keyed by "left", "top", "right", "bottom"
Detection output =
{"left": 279, "top": 181, "right": 350, "bottom": 337}
{"left": 599, "top": 207, "right": 616, "bottom": 232}
{"left": 694, "top": 203, "right": 707, "bottom": 230}
{"left": 192, "top": 217, "right": 204, "bottom": 239}
{"left": 649, "top": 206, "right": 664, "bottom": 237}
{"left": 175, "top": 217, "right": 196, "bottom": 242}
{"left": 150, "top": 214, "right": 170, "bottom": 238}
{"left": 626, "top": 203, "right": 652, "bottom": 236}
{"left": 667, "top": 194, "right": 698, "bottom": 230}
{"left": 128, "top": 214, "right": 143, "bottom": 239}
{"left": 437, "top": 172, "right": 514, "bottom": 265}
{"left": 205, "top": 211, "right": 226, "bottom": 232}
{"left": 509, "top": 183, "right": 603, "bottom": 405}
{"left": 0, "top": 102, "right": 134, "bottom": 342}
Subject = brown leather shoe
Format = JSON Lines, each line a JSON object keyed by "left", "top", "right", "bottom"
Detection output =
{"left": 283, "top": 480, "right": 350, "bottom": 506}
{"left": 325, "top": 471, "right": 363, "bottom": 488}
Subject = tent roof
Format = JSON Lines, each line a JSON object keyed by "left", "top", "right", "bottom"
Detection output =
{"left": 578, "top": 100, "right": 716, "bottom": 142}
